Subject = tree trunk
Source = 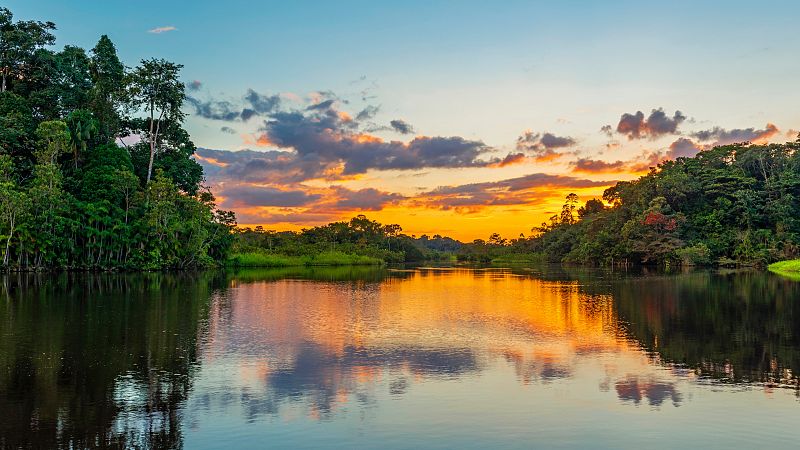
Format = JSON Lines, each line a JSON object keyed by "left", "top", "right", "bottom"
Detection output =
{"left": 3, "top": 216, "right": 13, "bottom": 267}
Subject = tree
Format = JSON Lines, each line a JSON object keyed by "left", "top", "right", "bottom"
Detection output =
{"left": 66, "top": 109, "right": 98, "bottom": 168}
{"left": 0, "top": 154, "right": 27, "bottom": 266}
{"left": 127, "top": 59, "right": 186, "bottom": 184}
{"left": 89, "top": 35, "right": 125, "bottom": 141}
{"left": 560, "top": 193, "right": 579, "bottom": 225}
{"left": 34, "top": 120, "right": 70, "bottom": 164}
{"left": 578, "top": 199, "right": 605, "bottom": 218}
{"left": 0, "top": 8, "right": 56, "bottom": 92}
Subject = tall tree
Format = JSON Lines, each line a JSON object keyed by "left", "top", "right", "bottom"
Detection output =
{"left": 127, "top": 59, "right": 185, "bottom": 184}
{"left": 89, "top": 35, "right": 125, "bottom": 141}
{"left": 0, "top": 8, "right": 56, "bottom": 92}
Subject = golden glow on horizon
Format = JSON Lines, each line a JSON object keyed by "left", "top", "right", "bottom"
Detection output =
{"left": 235, "top": 184, "right": 612, "bottom": 240}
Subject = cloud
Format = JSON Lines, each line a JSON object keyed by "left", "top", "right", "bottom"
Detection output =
{"left": 600, "top": 125, "right": 614, "bottom": 138}
{"left": 666, "top": 137, "right": 702, "bottom": 159}
{"left": 691, "top": 123, "right": 779, "bottom": 145}
{"left": 218, "top": 184, "right": 322, "bottom": 208}
{"left": 220, "top": 126, "right": 236, "bottom": 134}
{"left": 186, "top": 88, "right": 281, "bottom": 122}
{"left": 244, "top": 89, "right": 282, "bottom": 115}
{"left": 515, "top": 131, "right": 576, "bottom": 162}
{"left": 188, "top": 80, "right": 202, "bottom": 91}
{"left": 492, "top": 152, "right": 527, "bottom": 167}
{"left": 186, "top": 96, "right": 243, "bottom": 121}
{"left": 330, "top": 187, "right": 405, "bottom": 211}
{"left": 148, "top": 26, "right": 177, "bottom": 34}
{"left": 571, "top": 151, "right": 665, "bottom": 174}
{"left": 254, "top": 103, "right": 498, "bottom": 178}
{"left": 390, "top": 119, "right": 415, "bottom": 134}
{"left": 417, "top": 173, "right": 613, "bottom": 211}
{"left": 355, "top": 105, "right": 380, "bottom": 121}
{"left": 616, "top": 108, "right": 686, "bottom": 140}
{"left": 571, "top": 159, "right": 628, "bottom": 174}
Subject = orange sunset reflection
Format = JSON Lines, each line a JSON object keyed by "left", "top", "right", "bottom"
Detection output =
{"left": 198, "top": 269, "right": 688, "bottom": 420}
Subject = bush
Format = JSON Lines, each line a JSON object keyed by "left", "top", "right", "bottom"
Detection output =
{"left": 675, "top": 243, "right": 712, "bottom": 266}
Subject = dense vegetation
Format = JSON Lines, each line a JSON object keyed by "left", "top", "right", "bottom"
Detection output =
{"left": 0, "top": 8, "right": 235, "bottom": 270}
{"left": 522, "top": 142, "right": 800, "bottom": 267}
{"left": 231, "top": 215, "right": 456, "bottom": 266}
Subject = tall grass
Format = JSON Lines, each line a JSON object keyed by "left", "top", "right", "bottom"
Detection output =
{"left": 227, "top": 251, "right": 383, "bottom": 267}
{"left": 768, "top": 259, "right": 800, "bottom": 281}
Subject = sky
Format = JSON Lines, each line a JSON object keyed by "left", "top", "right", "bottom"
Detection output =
{"left": 8, "top": 0, "right": 800, "bottom": 240}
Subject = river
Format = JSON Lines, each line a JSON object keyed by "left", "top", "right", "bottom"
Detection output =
{"left": 1, "top": 266, "right": 799, "bottom": 448}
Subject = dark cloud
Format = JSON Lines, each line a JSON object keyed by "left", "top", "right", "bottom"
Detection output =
{"left": 517, "top": 131, "right": 575, "bottom": 151}
{"left": 515, "top": 131, "right": 575, "bottom": 162}
{"left": 571, "top": 158, "right": 628, "bottom": 174}
{"left": 185, "top": 96, "right": 243, "bottom": 121}
{"left": 390, "top": 119, "right": 415, "bottom": 134}
{"left": 600, "top": 125, "right": 614, "bottom": 138}
{"left": 244, "top": 89, "right": 281, "bottom": 114}
{"left": 188, "top": 80, "right": 202, "bottom": 91}
{"left": 306, "top": 99, "right": 336, "bottom": 111}
{"left": 186, "top": 89, "right": 281, "bottom": 122}
{"left": 218, "top": 184, "right": 321, "bottom": 208}
{"left": 431, "top": 173, "right": 607, "bottom": 195}
{"left": 666, "top": 137, "right": 702, "bottom": 159}
{"left": 220, "top": 126, "right": 236, "bottom": 134}
{"left": 616, "top": 108, "right": 686, "bottom": 140}
{"left": 570, "top": 151, "right": 666, "bottom": 174}
{"left": 690, "top": 123, "right": 779, "bottom": 145}
{"left": 420, "top": 173, "right": 612, "bottom": 209}
{"left": 257, "top": 106, "right": 496, "bottom": 178}
{"left": 355, "top": 105, "right": 380, "bottom": 121}
{"left": 493, "top": 152, "right": 527, "bottom": 167}
{"left": 330, "top": 187, "right": 405, "bottom": 211}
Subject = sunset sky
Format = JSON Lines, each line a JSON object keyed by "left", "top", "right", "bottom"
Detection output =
{"left": 10, "top": 0, "right": 800, "bottom": 240}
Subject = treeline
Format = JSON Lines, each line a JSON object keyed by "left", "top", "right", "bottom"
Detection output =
{"left": 232, "top": 215, "right": 455, "bottom": 265}
{"left": 524, "top": 141, "right": 800, "bottom": 267}
{"left": 0, "top": 8, "right": 235, "bottom": 270}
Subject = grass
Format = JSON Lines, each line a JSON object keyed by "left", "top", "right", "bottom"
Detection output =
{"left": 227, "top": 251, "right": 383, "bottom": 267}
{"left": 768, "top": 259, "right": 800, "bottom": 281}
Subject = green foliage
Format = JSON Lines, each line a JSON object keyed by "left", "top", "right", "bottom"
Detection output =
{"left": 522, "top": 142, "right": 800, "bottom": 267}
{"left": 0, "top": 7, "right": 235, "bottom": 271}
{"left": 232, "top": 215, "right": 450, "bottom": 264}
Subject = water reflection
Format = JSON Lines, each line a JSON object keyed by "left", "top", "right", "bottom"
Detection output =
{"left": 2, "top": 266, "right": 800, "bottom": 448}
{"left": 0, "top": 272, "right": 225, "bottom": 448}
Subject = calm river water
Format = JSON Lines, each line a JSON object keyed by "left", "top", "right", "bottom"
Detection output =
{"left": 1, "top": 266, "right": 799, "bottom": 449}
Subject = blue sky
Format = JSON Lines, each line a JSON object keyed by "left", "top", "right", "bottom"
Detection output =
{"left": 8, "top": 1, "right": 800, "bottom": 237}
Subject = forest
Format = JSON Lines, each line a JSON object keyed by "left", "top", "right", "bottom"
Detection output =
{"left": 526, "top": 141, "right": 800, "bottom": 267}
{"left": 0, "top": 8, "right": 235, "bottom": 270}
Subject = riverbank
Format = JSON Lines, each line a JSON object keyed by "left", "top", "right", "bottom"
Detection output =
{"left": 226, "top": 251, "right": 383, "bottom": 267}
{"left": 768, "top": 260, "right": 800, "bottom": 281}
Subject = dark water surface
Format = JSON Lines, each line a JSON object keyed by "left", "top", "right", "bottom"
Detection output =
{"left": 2, "top": 266, "right": 800, "bottom": 449}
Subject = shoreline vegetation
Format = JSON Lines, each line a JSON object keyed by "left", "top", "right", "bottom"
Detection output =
{"left": 768, "top": 260, "right": 800, "bottom": 280}
{"left": 227, "top": 251, "right": 383, "bottom": 267}
{"left": 2, "top": 6, "right": 799, "bottom": 273}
